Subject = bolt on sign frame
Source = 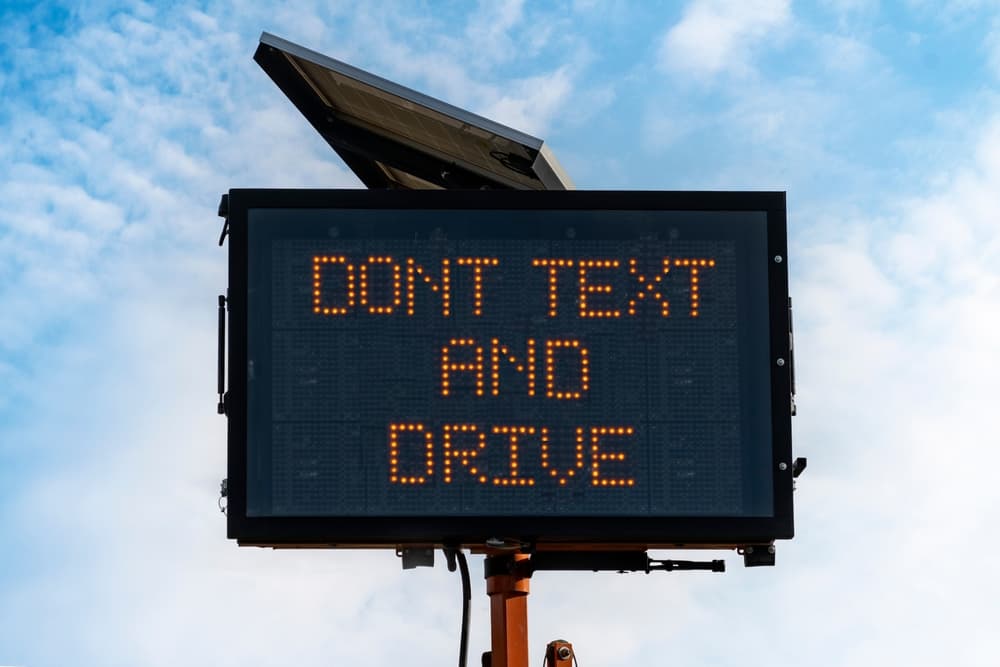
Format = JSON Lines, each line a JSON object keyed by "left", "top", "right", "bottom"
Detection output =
{"left": 223, "top": 188, "right": 794, "bottom": 550}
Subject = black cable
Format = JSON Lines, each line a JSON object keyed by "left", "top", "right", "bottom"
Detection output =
{"left": 444, "top": 547, "right": 472, "bottom": 667}
{"left": 457, "top": 550, "right": 471, "bottom": 667}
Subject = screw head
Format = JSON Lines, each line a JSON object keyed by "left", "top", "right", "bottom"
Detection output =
{"left": 774, "top": 255, "right": 783, "bottom": 263}
{"left": 777, "top": 358, "right": 786, "bottom": 367}
{"left": 778, "top": 462, "right": 788, "bottom": 471}
{"left": 557, "top": 647, "right": 573, "bottom": 660}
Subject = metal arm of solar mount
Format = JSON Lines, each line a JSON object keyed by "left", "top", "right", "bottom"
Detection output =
{"left": 217, "top": 193, "right": 230, "bottom": 246}
{"left": 789, "top": 296, "right": 797, "bottom": 417}
{"left": 484, "top": 551, "right": 725, "bottom": 577}
{"left": 217, "top": 294, "right": 227, "bottom": 415}
{"left": 216, "top": 193, "right": 231, "bottom": 417}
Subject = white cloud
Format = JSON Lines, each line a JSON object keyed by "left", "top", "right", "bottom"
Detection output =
{"left": 657, "top": 0, "right": 791, "bottom": 79}
{"left": 640, "top": 106, "right": 704, "bottom": 151}
{"left": 464, "top": 0, "right": 526, "bottom": 66}
{"left": 820, "top": 0, "right": 881, "bottom": 21}
{"left": 817, "top": 32, "right": 880, "bottom": 72}
{"left": 987, "top": 17, "right": 1000, "bottom": 78}
{"left": 785, "top": 110, "right": 1000, "bottom": 663}
{"left": 479, "top": 67, "right": 575, "bottom": 136}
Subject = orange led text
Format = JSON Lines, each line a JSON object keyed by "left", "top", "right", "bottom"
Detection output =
{"left": 440, "top": 337, "right": 589, "bottom": 399}
{"left": 389, "top": 423, "right": 636, "bottom": 487}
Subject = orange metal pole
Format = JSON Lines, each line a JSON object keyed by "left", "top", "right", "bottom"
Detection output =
{"left": 485, "top": 553, "right": 531, "bottom": 667}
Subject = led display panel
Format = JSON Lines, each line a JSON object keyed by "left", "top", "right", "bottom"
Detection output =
{"left": 225, "top": 190, "right": 793, "bottom": 548}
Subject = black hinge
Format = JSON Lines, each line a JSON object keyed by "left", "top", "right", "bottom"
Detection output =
{"left": 217, "top": 193, "right": 230, "bottom": 246}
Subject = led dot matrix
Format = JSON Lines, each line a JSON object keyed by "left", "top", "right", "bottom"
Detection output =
{"left": 388, "top": 423, "right": 433, "bottom": 485}
{"left": 674, "top": 258, "right": 716, "bottom": 317}
{"left": 308, "top": 254, "right": 722, "bottom": 495}
{"left": 312, "top": 255, "right": 354, "bottom": 315}
{"left": 578, "top": 259, "right": 621, "bottom": 318}
{"left": 316, "top": 255, "right": 716, "bottom": 319}
{"left": 388, "top": 424, "right": 636, "bottom": 487}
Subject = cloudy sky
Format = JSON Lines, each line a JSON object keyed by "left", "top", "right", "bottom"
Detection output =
{"left": 2, "top": 0, "right": 1000, "bottom": 665}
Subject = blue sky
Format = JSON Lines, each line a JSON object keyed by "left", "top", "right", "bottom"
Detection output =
{"left": 2, "top": 0, "right": 1000, "bottom": 665}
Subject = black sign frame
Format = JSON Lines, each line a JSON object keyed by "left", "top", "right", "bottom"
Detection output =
{"left": 224, "top": 189, "right": 793, "bottom": 549}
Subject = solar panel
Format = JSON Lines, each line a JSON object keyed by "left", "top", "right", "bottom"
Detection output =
{"left": 254, "top": 32, "right": 574, "bottom": 191}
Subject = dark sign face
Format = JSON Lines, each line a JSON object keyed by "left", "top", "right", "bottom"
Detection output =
{"left": 225, "top": 190, "right": 793, "bottom": 548}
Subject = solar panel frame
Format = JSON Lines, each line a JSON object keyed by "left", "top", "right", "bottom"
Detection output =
{"left": 255, "top": 32, "right": 574, "bottom": 191}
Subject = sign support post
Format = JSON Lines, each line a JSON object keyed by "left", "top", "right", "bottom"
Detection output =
{"left": 485, "top": 554, "right": 531, "bottom": 667}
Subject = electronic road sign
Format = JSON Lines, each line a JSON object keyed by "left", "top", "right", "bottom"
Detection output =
{"left": 223, "top": 189, "right": 794, "bottom": 549}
